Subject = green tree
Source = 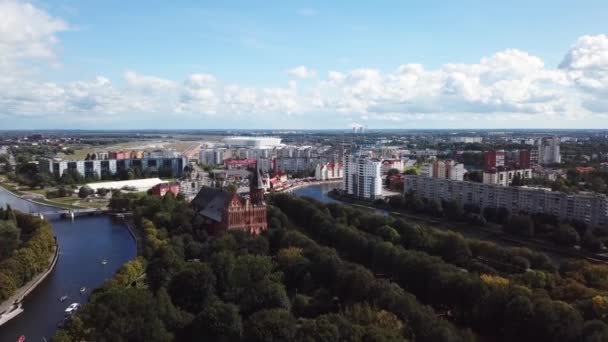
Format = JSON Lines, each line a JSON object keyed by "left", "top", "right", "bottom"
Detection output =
{"left": 0, "top": 220, "right": 20, "bottom": 260}
{"left": 183, "top": 299, "right": 243, "bottom": 342}
{"left": 295, "top": 317, "right": 340, "bottom": 342}
{"left": 244, "top": 308, "right": 296, "bottom": 342}
{"left": 168, "top": 262, "right": 216, "bottom": 313}
{"left": 503, "top": 215, "right": 535, "bottom": 237}
{"left": 78, "top": 185, "right": 94, "bottom": 199}
{"left": 552, "top": 224, "right": 581, "bottom": 246}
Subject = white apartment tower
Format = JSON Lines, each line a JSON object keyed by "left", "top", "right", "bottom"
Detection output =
{"left": 539, "top": 136, "right": 561, "bottom": 165}
{"left": 343, "top": 154, "right": 382, "bottom": 200}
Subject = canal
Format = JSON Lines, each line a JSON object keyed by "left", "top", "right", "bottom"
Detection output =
{"left": 0, "top": 187, "right": 136, "bottom": 341}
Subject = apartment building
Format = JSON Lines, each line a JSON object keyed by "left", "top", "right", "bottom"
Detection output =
{"left": 419, "top": 160, "right": 465, "bottom": 181}
{"left": 404, "top": 175, "right": 608, "bottom": 227}
{"left": 315, "top": 162, "right": 344, "bottom": 181}
{"left": 40, "top": 156, "right": 188, "bottom": 179}
{"left": 483, "top": 168, "right": 532, "bottom": 186}
{"left": 343, "top": 155, "right": 382, "bottom": 200}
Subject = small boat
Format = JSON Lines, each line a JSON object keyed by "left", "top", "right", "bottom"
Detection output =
{"left": 17, "top": 335, "right": 25, "bottom": 342}
{"left": 79, "top": 287, "right": 86, "bottom": 293}
{"left": 64, "top": 303, "right": 80, "bottom": 316}
{"left": 59, "top": 295, "right": 68, "bottom": 302}
{"left": 101, "top": 259, "right": 108, "bottom": 265}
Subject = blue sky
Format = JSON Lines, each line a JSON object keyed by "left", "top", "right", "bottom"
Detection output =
{"left": 2, "top": 0, "right": 608, "bottom": 129}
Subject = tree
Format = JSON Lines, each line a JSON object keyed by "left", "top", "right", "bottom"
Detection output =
{"left": 182, "top": 299, "right": 243, "bottom": 342}
{"left": 504, "top": 296, "right": 534, "bottom": 340}
{"left": 168, "top": 262, "right": 216, "bottom": 313}
{"left": 78, "top": 185, "right": 94, "bottom": 199}
{"left": 552, "top": 224, "right": 581, "bottom": 246}
{"left": 503, "top": 215, "right": 534, "bottom": 237}
{"left": 96, "top": 187, "right": 109, "bottom": 197}
{"left": 386, "top": 168, "right": 400, "bottom": 176}
{"left": 582, "top": 231, "right": 604, "bottom": 252}
{"left": 0, "top": 220, "right": 21, "bottom": 260}
{"left": 295, "top": 317, "right": 340, "bottom": 342}
{"left": 244, "top": 308, "right": 296, "bottom": 342}
{"left": 239, "top": 279, "right": 290, "bottom": 315}
{"left": 71, "top": 287, "right": 173, "bottom": 342}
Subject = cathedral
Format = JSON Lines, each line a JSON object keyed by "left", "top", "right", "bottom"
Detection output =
{"left": 192, "top": 164, "right": 267, "bottom": 235}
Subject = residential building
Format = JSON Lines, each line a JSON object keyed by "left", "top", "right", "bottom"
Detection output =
{"left": 381, "top": 159, "right": 404, "bottom": 174}
{"left": 419, "top": 160, "right": 465, "bottom": 181}
{"left": 315, "top": 162, "right": 343, "bottom": 181}
{"left": 539, "top": 136, "right": 561, "bottom": 165}
{"left": 404, "top": 175, "right": 608, "bottom": 227}
{"left": 223, "top": 136, "right": 282, "bottom": 148}
{"left": 39, "top": 156, "right": 187, "bottom": 179}
{"left": 200, "top": 148, "right": 230, "bottom": 165}
{"left": 343, "top": 154, "right": 382, "bottom": 200}
{"left": 483, "top": 150, "right": 505, "bottom": 172}
{"left": 150, "top": 182, "right": 181, "bottom": 197}
{"left": 450, "top": 136, "right": 483, "bottom": 143}
{"left": 224, "top": 158, "right": 257, "bottom": 170}
{"left": 482, "top": 168, "right": 532, "bottom": 186}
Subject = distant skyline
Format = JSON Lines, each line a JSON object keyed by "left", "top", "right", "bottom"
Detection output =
{"left": 1, "top": 0, "right": 608, "bottom": 129}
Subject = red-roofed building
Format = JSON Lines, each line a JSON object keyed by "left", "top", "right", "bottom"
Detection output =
{"left": 576, "top": 166, "right": 595, "bottom": 174}
{"left": 224, "top": 158, "right": 257, "bottom": 170}
{"left": 151, "top": 182, "right": 181, "bottom": 197}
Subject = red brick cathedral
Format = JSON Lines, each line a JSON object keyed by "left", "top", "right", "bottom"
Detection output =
{"left": 192, "top": 164, "right": 267, "bottom": 235}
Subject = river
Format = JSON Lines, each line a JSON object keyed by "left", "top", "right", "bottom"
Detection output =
{"left": 0, "top": 187, "right": 136, "bottom": 341}
{"left": 292, "top": 183, "right": 390, "bottom": 216}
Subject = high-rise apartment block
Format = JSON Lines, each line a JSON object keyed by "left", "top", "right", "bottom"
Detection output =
{"left": 343, "top": 154, "right": 382, "bottom": 200}
{"left": 539, "top": 136, "right": 561, "bottom": 165}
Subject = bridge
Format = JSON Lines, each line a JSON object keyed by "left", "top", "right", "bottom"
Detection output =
{"left": 31, "top": 208, "right": 107, "bottom": 219}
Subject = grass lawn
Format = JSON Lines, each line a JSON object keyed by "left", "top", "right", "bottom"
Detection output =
{"left": 62, "top": 147, "right": 96, "bottom": 161}
{"left": 31, "top": 198, "right": 84, "bottom": 210}
{"left": 0, "top": 177, "right": 25, "bottom": 196}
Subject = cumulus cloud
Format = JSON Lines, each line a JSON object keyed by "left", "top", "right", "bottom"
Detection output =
{"left": 1, "top": 0, "right": 608, "bottom": 126}
{"left": 0, "top": 0, "right": 68, "bottom": 68}
{"left": 287, "top": 65, "right": 317, "bottom": 79}
{"left": 125, "top": 71, "right": 176, "bottom": 92}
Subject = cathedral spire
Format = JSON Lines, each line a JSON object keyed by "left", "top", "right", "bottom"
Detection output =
{"left": 250, "top": 161, "right": 265, "bottom": 204}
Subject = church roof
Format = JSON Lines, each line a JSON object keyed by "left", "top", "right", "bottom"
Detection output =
{"left": 192, "top": 187, "right": 236, "bottom": 222}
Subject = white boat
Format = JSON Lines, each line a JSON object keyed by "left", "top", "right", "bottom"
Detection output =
{"left": 64, "top": 303, "right": 80, "bottom": 315}
{"left": 79, "top": 287, "right": 86, "bottom": 293}
{"left": 59, "top": 295, "right": 68, "bottom": 302}
{"left": 101, "top": 259, "right": 108, "bottom": 265}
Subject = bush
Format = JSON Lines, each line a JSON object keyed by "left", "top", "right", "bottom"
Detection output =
{"left": 552, "top": 224, "right": 581, "bottom": 247}
{"left": 78, "top": 185, "right": 94, "bottom": 199}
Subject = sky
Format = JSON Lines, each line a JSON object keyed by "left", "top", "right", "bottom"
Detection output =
{"left": 1, "top": 0, "right": 608, "bottom": 130}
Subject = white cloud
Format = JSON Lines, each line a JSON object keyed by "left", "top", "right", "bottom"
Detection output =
{"left": 124, "top": 71, "right": 176, "bottom": 92}
{"left": 287, "top": 65, "right": 317, "bottom": 79}
{"left": 0, "top": 0, "right": 68, "bottom": 68}
{"left": 0, "top": 0, "right": 607, "bottom": 128}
